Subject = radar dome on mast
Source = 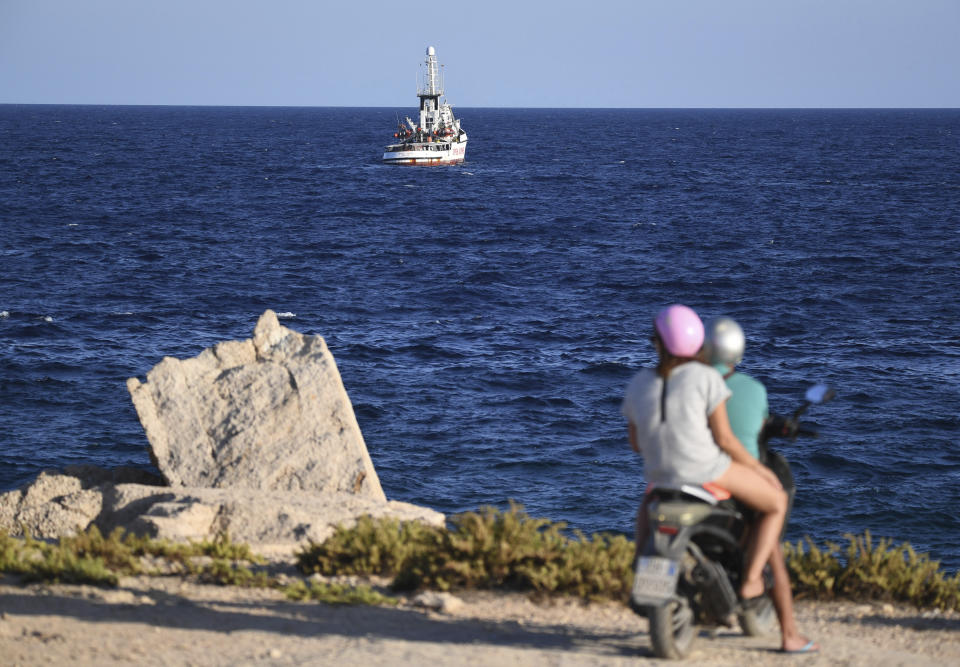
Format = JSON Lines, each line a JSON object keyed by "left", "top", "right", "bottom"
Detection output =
{"left": 427, "top": 46, "right": 436, "bottom": 56}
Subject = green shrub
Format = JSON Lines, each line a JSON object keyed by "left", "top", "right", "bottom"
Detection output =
{"left": 0, "top": 526, "right": 264, "bottom": 586}
{"left": 196, "top": 559, "right": 272, "bottom": 587}
{"left": 282, "top": 580, "right": 399, "bottom": 606}
{"left": 296, "top": 503, "right": 634, "bottom": 600}
{"left": 0, "top": 526, "right": 391, "bottom": 606}
{"left": 297, "top": 515, "right": 440, "bottom": 578}
{"left": 124, "top": 530, "right": 263, "bottom": 568}
{"left": 0, "top": 528, "right": 121, "bottom": 586}
{"left": 783, "top": 536, "right": 843, "bottom": 598}
{"left": 785, "top": 531, "right": 960, "bottom": 611}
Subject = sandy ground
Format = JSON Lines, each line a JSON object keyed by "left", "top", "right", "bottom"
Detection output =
{"left": 2, "top": 574, "right": 960, "bottom": 666}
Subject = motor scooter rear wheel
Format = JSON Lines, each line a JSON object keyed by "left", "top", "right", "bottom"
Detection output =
{"left": 648, "top": 596, "right": 695, "bottom": 659}
{"left": 738, "top": 594, "right": 777, "bottom": 636}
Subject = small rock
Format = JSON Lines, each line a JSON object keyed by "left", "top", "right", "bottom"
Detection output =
{"left": 413, "top": 591, "right": 465, "bottom": 614}
{"left": 882, "top": 603, "right": 895, "bottom": 615}
{"left": 441, "top": 595, "right": 465, "bottom": 614}
{"left": 97, "top": 590, "right": 138, "bottom": 605}
{"left": 413, "top": 591, "right": 444, "bottom": 610}
{"left": 268, "top": 648, "right": 283, "bottom": 659}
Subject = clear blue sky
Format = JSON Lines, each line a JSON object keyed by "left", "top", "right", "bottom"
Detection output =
{"left": 2, "top": 0, "right": 957, "bottom": 107}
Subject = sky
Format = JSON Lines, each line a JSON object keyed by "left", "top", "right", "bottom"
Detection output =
{"left": 1, "top": 0, "right": 957, "bottom": 108}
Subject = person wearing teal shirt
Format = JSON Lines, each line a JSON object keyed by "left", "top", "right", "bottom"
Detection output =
{"left": 704, "top": 317, "right": 818, "bottom": 655}
{"left": 713, "top": 365, "right": 768, "bottom": 460}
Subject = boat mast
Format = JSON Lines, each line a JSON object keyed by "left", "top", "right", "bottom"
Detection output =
{"left": 417, "top": 46, "right": 444, "bottom": 133}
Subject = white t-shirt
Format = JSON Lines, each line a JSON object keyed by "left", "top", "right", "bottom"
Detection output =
{"left": 621, "top": 362, "right": 732, "bottom": 486}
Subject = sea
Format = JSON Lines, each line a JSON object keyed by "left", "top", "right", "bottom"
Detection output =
{"left": 2, "top": 106, "right": 959, "bottom": 568}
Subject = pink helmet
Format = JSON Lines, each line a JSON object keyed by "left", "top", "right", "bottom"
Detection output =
{"left": 654, "top": 304, "right": 705, "bottom": 358}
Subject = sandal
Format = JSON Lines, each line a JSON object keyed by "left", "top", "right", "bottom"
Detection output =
{"left": 781, "top": 640, "right": 819, "bottom": 654}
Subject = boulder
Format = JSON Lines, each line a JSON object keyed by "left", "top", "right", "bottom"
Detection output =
{"left": 126, "top": 310, "right": 384, "bottom": 501}
{"left": 0, "top": 471, "right": 98, "bottom": 540}
{"left": 0, "top": 466, "right": 164, "bottom": 540}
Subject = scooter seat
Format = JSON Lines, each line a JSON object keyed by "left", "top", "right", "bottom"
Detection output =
{"left": 647, "top": 484, "right": 729, "bottom": 506}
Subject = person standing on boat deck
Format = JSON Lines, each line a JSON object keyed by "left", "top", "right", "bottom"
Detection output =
{"left": 703, "top": 316, "right": 818, "bottom": 654}
{"left": 621, "top": 305, "right": 789, "bottom": 631}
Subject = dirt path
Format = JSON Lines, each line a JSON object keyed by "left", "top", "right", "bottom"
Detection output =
{"left": 2, "top": 575, "right": 959, "bottom": 666}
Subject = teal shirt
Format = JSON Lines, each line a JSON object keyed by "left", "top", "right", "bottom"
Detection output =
{"left": 714, "top": 364, "right": 768, "bottom": 460}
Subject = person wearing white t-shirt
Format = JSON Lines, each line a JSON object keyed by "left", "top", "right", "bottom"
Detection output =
{"left": 623, "top": 305, "right": 814, "bottom": 652}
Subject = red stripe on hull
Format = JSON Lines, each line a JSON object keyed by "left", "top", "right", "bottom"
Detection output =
{"left": 382, "top": 158, "right": 465, "bottom": 166}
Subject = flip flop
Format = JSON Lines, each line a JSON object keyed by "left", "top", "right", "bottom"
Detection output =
{"left": 781, "top": 640, "right": 819, "bottom": 654}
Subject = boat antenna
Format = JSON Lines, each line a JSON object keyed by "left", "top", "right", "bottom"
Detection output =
{"left": 418, "top": 46, "right": 443, "bottom": 97}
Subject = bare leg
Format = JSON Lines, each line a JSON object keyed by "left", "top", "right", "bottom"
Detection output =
{"left": 712, "top": 461, "right": 787, "bottom": 599}
{"left": 769, "top": 542, "right": 819, "bottom": 652}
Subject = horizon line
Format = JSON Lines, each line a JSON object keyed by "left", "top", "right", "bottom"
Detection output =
{"left": 2, "top": 103, "right": 959, "bottom": 111}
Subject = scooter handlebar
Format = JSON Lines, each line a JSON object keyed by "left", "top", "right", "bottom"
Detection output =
{"left": 763, "top": 414, "right": 798, "bottom": 439}
{"left": 762, "top": 415, "right": 819, "bottom": 442}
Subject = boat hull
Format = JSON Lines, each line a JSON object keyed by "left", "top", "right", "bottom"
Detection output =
{"left": 382, "top": 140, "right": 467, "bottom": 166}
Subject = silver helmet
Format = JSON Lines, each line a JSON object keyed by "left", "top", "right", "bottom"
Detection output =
{"left": 704, "top": 317, "right": 746, "bottom": 366}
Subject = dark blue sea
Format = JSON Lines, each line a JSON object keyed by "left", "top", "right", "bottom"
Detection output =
{"left": 2, "top": 106, "right": 959, "bottom": 568}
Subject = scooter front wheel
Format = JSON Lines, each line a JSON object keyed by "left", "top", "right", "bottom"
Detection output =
{"left": 648, "top": 596, "right": 696, "bottom": 659}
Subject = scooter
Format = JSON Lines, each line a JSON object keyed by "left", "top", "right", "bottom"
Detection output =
{"left": 630, "top": 383, "right": 834, "bottom": 659}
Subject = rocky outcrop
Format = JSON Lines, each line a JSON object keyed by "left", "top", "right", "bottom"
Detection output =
{"left": 1, "top": 312, "right": 443, "bottom": 556}
{"left": 0, "top": 466, "right": 443, "bottom": 557}
{"left": 126, "top": 310, "right": 384, "bottom": 501}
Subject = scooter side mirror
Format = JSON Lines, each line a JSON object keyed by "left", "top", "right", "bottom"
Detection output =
{"left": 805, "top": 384, "right": 835, "bottom": 405}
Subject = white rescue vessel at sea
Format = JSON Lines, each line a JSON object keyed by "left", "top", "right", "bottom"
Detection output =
{"left": 382, "top": 47, "right": 467, "bottom": 166}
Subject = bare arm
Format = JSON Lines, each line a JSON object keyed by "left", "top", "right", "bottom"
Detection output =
{"left": 628, "top": 421, "right": 640, "bottom": 453}
{"left": 709, "top": 400, "right": 783, "bottom": 489}
{"left": 708, "top": 400, "right": 755, "bottom": 465}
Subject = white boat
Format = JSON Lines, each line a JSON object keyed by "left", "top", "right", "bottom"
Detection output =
{"left": 382, "top": 47, "right": 467, "bottom": 166}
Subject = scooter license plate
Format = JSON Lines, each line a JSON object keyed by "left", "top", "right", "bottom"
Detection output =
{"left": 631, "top": 556, "right": 680, "bottom": 606}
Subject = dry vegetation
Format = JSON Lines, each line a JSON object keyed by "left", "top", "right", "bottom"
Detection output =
{"left": 4, "top": 505, "right": 960, "bottom": 612}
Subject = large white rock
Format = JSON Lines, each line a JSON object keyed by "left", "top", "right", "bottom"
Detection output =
{"left": 126, "top": 310, "right": 385, "bottom": 501}
{"left": 0, "top": 315, "right": 445, "bottom": 556}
